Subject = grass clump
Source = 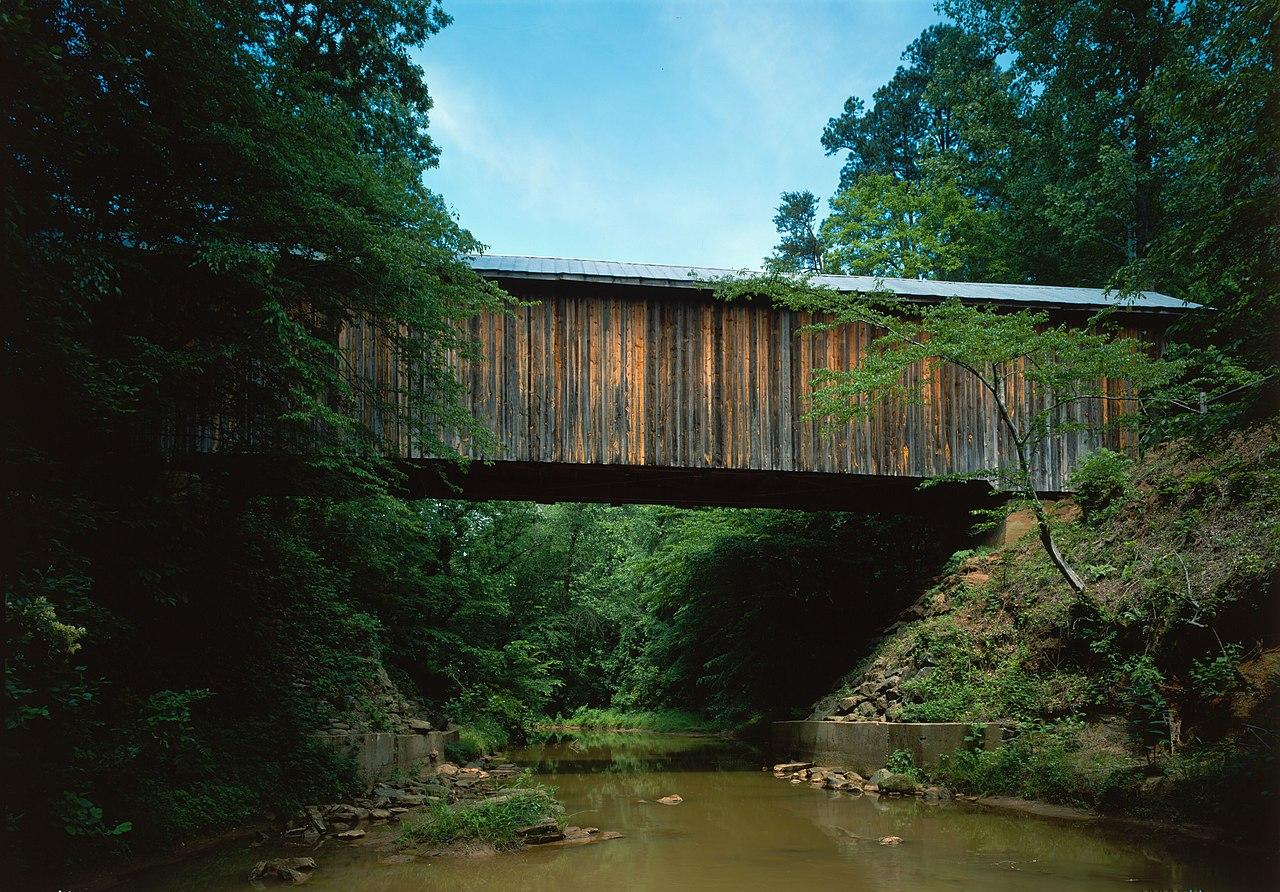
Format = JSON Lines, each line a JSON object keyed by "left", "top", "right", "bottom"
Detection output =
{"left": 446, "top": 716, "right": 511, "bottom": 763}
{"left": 552, "top": 707, "right": 720, "bottom": 733}
{"left": 398, "top": 779, "right": 562, "bottom": 851}
{"left": 931, "top": 723, "right": 1090, "bottom": 805}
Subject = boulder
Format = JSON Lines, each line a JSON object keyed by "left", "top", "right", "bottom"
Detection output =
{"left": 436, "top": 763, "right": 460, "bottom": 778}
{"left": 879, "top": 836, "right": 903, "bottom": 846}
{"left": 837, "top": 697, "right": 859, "bottom": 713}
{"left": 303, "top": 806, "right": 326, "bottom": 834}
{"left": 855, "top": 701, "right": 877, "bottom": 718}
{"left": 408, "top": 719, "right": 432, "bottom": 732}
{"left": 657, "top": 794, "right": 683, "bottom": 805}
{"left": 249, "top": 857, "right": 316, "bottom": 884}
{"left": 516, "top": 818, "right": 565, "bottom": 844}
{"left": 772, "top": 762, "right": 812, "bottom": 772}
{"left": 877, "top": 772, "right": 920, "bottom": 795}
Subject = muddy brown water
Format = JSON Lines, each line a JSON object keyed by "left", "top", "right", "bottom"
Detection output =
{"left": 128, "top": 733, "right": 1274, "bottom": 890}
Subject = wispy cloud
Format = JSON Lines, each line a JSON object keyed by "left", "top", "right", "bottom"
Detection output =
{"left": 419, "top": 1, "right": 937, "bottom": 267}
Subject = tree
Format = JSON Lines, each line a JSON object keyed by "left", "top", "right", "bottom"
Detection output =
{"left": 821, "top": 157, "right": 1015, "bottom": 281}
{"left": 712, "top": 276, "right": 1176, "bottom": 594}
{"left": 821, "top": 24, "right": 1012, "bottom": 192}
{"left": 765, "top": 190, "right": 825, "bottom": 272}
{"left": 2, "top": 0, "right": 508, "bottom": 865}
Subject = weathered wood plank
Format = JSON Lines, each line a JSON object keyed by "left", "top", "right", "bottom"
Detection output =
{"left": 334, "top": 286, "right": 1154, "bottom": 493}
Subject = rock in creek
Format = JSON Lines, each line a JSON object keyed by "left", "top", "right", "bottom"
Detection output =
{"left": 879, "top": 836, "right": 903, "bottom": 846}
{"left": 516, "top": 818, "right": 565, "bottom": 844}
{"left": 657, "top": 794, "right": 683, "bottom": 805}
{"left": 772, "top": 762, "right": 812, "bottom": 772}
{"left": 249, "top": 857, "right": 316, "bottom": 884}
{"left": 876, "top": 773, "right": 921, "bottom": 795}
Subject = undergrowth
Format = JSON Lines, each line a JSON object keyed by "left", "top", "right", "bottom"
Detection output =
{"left": 550, "top": 707, "right": 721, "bottom": 733}
{"left": 826, "top": 426, "right": 1280, "bottom": 836}
{"left": 398, "top": 778, "right": 562, "bottom": 850}
{"left": 446, "top": 716, "right": 511, "bottom": 763}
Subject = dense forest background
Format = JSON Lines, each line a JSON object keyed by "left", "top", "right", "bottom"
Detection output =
{"left": 3, "top": 0, "right": 1276, "bottom": 877}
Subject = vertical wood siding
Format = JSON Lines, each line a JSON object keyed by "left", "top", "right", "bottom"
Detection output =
{"left": 361, "top": 289, "right": 1142, "bottom": 493}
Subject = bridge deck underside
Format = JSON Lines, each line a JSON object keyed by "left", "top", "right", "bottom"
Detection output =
{"left": 407, "top": 459, "right": 1004, "bottom": 513}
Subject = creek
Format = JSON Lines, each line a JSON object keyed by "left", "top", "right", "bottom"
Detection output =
{"left": 129, "top": 732, "right": 1271, "bottom": 890}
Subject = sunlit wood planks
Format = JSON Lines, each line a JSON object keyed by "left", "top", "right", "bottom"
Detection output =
{"left": 360, "top": 288, "right": 1149, "bottom": 494}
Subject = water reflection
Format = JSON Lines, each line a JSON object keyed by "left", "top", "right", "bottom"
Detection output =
{"left": 517, "top": 731, "right": 756, "bottom": 775}
{"left": 128, "top": 732, "right": 1276, "bottom": 891}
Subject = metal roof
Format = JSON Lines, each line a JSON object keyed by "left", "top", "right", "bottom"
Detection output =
{"left": 467, "top": 254, "right": 1195, "bottom": 313}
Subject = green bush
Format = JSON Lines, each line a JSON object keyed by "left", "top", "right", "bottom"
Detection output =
{"left": 885, "top": 749, "right": 924, "bottom": 782}
{"left": 399, "top": 780, "right": 561, "bottom": 850}
{"left": 1070, "top": 448, "right": 1135, "bottom": 523}
{"left": 1188, "top": 644, "right": 1245, "bottom": 699}
{"left": 446, "top": 716, "right": 511, "bottom": 764}
{"left": 554, "top": 707, "right": 719, "bottom": 733}
{"left": 932, "top": 723, "right": 1084, "bottom": 804}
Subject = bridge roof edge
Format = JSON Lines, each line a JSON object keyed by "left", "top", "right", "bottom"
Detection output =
{"left": 467, "top": 254, "right": 1198, "bottom": 314}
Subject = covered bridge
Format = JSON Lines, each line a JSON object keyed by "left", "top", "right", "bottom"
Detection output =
{"left": 383, "top": 255, "right": 1189, "bottom": 509}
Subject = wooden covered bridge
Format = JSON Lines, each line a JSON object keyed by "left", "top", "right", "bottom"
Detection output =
{"left": 356, "top": 255, "right": 1188, "bottom": 510}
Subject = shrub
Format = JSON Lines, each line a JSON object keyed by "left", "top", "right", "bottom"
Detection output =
{"left": 885, "top": 749, "right": 924, "bottom": 782}
{"left": 446, "top": 716, "right": 510, "bottom": 764}
{"left": 554, "top": 707, "right": 718, "bottom": 733}
{"left": 1070, "top": 448, "right": 1135, "bottom": 523}
{"left": 399, "top": 779, "right": 561, "bottom": 850}
{"left": 1188, "top": 644, "right": 1245, "bottom": 699}
{"left": 931, "top": 723, "right": 1084, "bottom": 805}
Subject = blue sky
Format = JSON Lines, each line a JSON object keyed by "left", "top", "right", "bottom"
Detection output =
{"left": 417, "top": 0, "right": 941, "bottom": 269}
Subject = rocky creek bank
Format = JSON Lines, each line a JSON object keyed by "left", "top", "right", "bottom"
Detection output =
{"left": 249, "top": 753, "right": 622, "bottom": 883}
{"left": 770, "top": 761, "right": 974, "bottom": 803}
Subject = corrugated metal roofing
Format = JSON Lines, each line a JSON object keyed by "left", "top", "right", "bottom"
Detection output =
{"left": 467, "top": 254, "right": 1195, "bottom": 313}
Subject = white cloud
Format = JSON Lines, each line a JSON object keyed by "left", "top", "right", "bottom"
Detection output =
{"left": 420, "top": 1, "right": 936, "bottom": 267}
